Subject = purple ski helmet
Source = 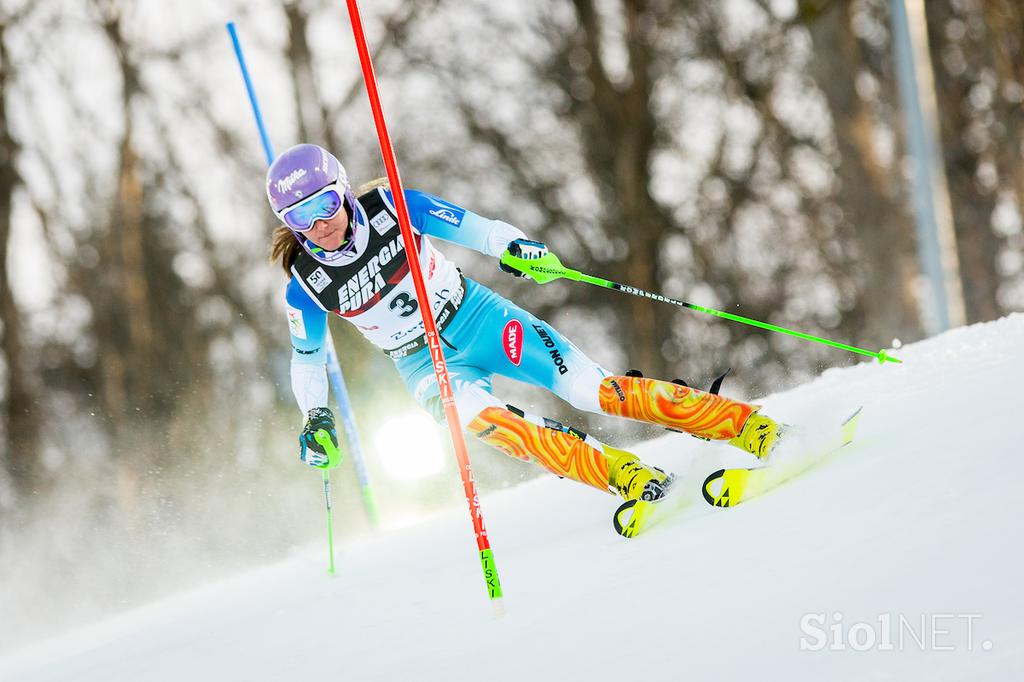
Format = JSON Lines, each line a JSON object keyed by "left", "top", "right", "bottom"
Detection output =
{"left": 266, "top": 143, "right": 357, "bottom": 229}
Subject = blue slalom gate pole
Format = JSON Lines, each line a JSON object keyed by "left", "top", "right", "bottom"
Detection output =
{"left": 226, "top": 23, "right": 275, "bottom": 167}
{"left": 325, "top": 337, "right": 379, "bottom": 524}
{"left": 227, "top": 22, "right": 381, "bottom": 533}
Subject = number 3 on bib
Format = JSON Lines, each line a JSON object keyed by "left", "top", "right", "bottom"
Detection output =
{"left": 389, "top": 292, "right": 419, "bottom": 317}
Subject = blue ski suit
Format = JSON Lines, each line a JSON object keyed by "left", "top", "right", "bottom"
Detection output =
{"left": 285, "top": 187, "right": 609, "bottom": 424}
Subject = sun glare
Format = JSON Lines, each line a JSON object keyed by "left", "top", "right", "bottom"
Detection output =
{"left": 373, "top": 413, "right": 446, "bottom": 482}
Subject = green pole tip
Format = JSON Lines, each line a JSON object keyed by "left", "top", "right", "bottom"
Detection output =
{"left": 876, "top": 349, "right": 902, "bottom": 364}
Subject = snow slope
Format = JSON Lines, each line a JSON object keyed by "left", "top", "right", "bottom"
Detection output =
{"left": 3, "top": 315, "right": 1023, "bottom": 682}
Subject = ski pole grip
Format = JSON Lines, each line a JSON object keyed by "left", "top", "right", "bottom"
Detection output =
{"left": 499, "top": 251, "right": 579, "bottom": 284}
{"left": 314, "top": 430, "right": 343, "bottom": 468}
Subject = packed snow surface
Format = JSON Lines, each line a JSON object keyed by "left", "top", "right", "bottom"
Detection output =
{"left": 3, "top": 315, "right": 1022, "bottom": 681}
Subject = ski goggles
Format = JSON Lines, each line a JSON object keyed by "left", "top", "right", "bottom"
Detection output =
{"left": 275, "top": 181, "right": 345, "bottom": 232}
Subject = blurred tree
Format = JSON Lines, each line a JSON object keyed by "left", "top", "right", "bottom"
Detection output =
{"left": 552, "top": 0, "right": 674, "bottom": 378}
{"left": 926, "top": 0, "right": 1024, "bottom": 321}
{"left": 0, "top": 3, "right": 37, "bottom": 492}
{"left": 9, "top": 0, "right": 289, "bottom": 503}
{"left": 797, "top": 0, "right": 922, "bottom": 343}
{"left": 394, "top": 0, "right": 904, "bottom": 396}
{"left": 73, "top": 0, "right": 209, "bottom": 489}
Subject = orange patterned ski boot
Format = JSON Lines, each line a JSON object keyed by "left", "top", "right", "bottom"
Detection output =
{"left": 598, "top": 374, "right": 782, "bottom": 459}
{"left": 599, "top": 375, "right": 756, "bottom": 440}
{"left": 467, "top": 405, "right": 669, "bottom": 499}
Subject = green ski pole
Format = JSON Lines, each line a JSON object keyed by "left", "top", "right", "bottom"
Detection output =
{"left": 500, "top": 251, "right": 902, "bottom": 365}
{"left": 323, "top": 470, "right": 336, "bottom": 575}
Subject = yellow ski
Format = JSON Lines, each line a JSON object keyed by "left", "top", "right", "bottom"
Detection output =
{"left": 702, "top": 407, "right": 862, "bottom": 508}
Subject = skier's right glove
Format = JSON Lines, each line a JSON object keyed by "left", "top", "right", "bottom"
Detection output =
{"left": 499, "top": 238, "right": 549, "bottom": 277}
{"left": 299, "top": 407, "right": 342, "bottom": 469}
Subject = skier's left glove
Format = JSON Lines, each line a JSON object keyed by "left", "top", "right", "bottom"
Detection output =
{"left": 500, "top": 239, "right": 549, "bottom": 277}
{"left": 299, "top": 407, "right": 342, "bottom": 469}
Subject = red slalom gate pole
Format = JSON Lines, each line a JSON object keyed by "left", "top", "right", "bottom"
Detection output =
{"left": 341, "top": 0, "right": 504, "bottom": 613}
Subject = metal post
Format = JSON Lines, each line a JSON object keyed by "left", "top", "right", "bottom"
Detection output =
{"left": 889, "top": 0, "right": 967, "bottom": 332}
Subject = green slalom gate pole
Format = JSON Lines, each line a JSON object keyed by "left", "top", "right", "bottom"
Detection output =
{"left": 500, "top": 252, "right": 902, "bottom": 365}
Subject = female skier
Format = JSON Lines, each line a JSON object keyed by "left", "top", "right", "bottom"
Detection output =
{"left": 268, "top": 143, "right": 782, "bottom": 518}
